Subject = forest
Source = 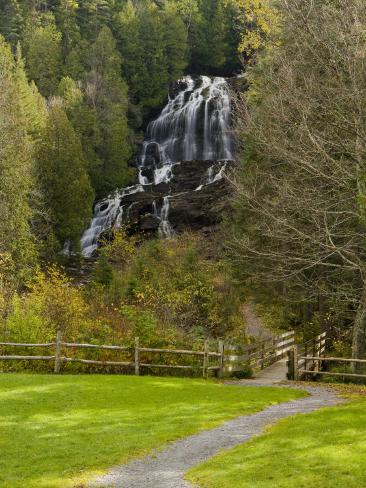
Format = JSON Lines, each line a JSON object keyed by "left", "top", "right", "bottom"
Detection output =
{"left": 1, "top": 0, "right": 366, "bottom": 367}
{"left": 0, "top": 0, "right": 275, "bottom": 354}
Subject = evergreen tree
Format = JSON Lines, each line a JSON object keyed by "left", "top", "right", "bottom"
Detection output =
{"left": 78, "top": 0, "right": 114, "bottom": 41}
{"left": 55, "top": 0, "right": 80, "bottom": 53}
{"left": 162, "top": 7, "right": 188, "bottom": 85}
{"left": 57, "top": 75, "right": 102, "bottom": 193}
{"left": 15, "top": 43, "right": 48, "bottom": 139}
{"left": 86, "top": 26, "right": 134, "bottom": 197}
{"left": 0, "top": 37, "right": 38, "bottom": 284}
{"left": 189, "top": 0, "right": 228, "bottom": 72}
{"left": 0, "top": 0, "right": 24, "bottom": 46}
{"left": 37, "top": 103, "right": 94, "bottom": 247}
{"left": 23, "top": 12, "right": 63, "bottom": 96}
{"left": 117, "top": 1, "right": 188, "bottom": 112}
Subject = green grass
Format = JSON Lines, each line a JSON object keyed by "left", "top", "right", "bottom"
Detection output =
{"left": 0, "top": 374, "right": 303, "bottom": 488}
{"left": 187, "top": 398, "right": 366, "bottom": 488}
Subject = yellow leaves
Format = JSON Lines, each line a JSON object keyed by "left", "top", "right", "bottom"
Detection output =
{"left": 135, "top": 292, "right": 145, "bottom": 302}
{"left": 103, "top": 228, "right": 137, "bottom": 264}
{"left": 225, "top": 0, "right": 280, "bottom": 56}
{"left": 0, "top": 253, "right": 13, "bottom": 276}
{"left": 6, "top": 265, "right": 94, "bottom": 342}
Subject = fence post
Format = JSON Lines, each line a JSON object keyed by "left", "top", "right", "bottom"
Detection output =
{"left": 134, "top": 337, "right": 140, "bottom": 376}
{"left": 304, "top": 343, "right": 308, "bottom": 372}
{"left": 287, "top": 345, "right": 298, "bottom": 380}
{"left": 218, "top": 340, "right": 224, "bottom": 378}
{"left": 54, "top": 330, "right": 62, "bottom": 374}
{"left": 203, "top": 340, "right": 209, "bottom": 378}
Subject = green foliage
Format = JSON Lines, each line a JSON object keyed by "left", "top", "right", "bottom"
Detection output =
{"left": 92, "top": 253, "right": 113, "bottom": 286}
{"left": 120, "top": 305, "right": 159, "bottom": 343}
{"left": 90, "top": 232, "right": 244, "bottom": 343}
{"left": 78, "top": 0, "right": 114, "bottom": 40}
{"left": 37, "top": 104, "right": 94, "bottom": 246}
{"left": 55, "top": 0, "right": 81, "bottom": 54}
{"left": 117, "top": 0, "right": 188, "bottom": 112}
{"left": 0, "top": 37, "right": 39, "bottom": 285}
{"left": 23, "top": 12, "right": 63, "bottom": 96}
{"left": 85, "top": 26, "right": 134, "bottom": 197}
{"left": 0, "top": 0, "right": 23, "bottom": 45}
{"left": 3, "top": 267, "right": 96, "bottom": 343}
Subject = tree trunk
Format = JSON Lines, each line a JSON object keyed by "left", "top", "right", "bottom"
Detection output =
{"left": 352, "top": 284, "right": 366, "bottom": 373}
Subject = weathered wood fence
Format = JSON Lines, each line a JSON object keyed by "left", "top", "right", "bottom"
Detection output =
{"left": 225, "top": 331, "right": 295, "bottom": 374}
{"left": 0, "top": 334, "right": 227, "bottom": 377}
{"left": 0, "top": 330, "right": 295, "bottom": 377}
{"left": 287, "top": 332, "right": 327, "bottom": 380}
{"left": 284, "top": 332, "right": 366, "bottom": 382}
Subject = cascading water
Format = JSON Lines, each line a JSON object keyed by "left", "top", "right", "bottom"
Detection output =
{"left": 80, "top": 75, "right": 234, "bottom": 257}
{"left": 80, "top": 185, "right": 143, "bottom": 257}
{"left": 139, "top": 75, "right": 232, "bottom": 181}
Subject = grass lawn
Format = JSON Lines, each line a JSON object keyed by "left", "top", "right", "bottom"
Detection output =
{"left": 187, "top": 396, "right": 366, "bottom": 488}
{"left": 0, "top": 374, "right": 303, "bottom": 488}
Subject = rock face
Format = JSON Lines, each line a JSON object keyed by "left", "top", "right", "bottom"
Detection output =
{"left": 80, "top": 75, "right": 235, "bottom": 257}
{"left": 127, "top": 160, "right": 233, "bottom": 233}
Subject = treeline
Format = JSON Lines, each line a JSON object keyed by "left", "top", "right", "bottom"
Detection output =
{"left": 230, "top": 0, "right": 366, "bottom": 362}
{"left": 0, "top": 0, "right": 260, "bottom": 286}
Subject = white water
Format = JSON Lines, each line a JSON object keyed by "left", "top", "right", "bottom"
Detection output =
{"left": 80, "top": 185, "right": 143, "bottom": 257}
{"left": 195, "top": 161, "right": 228, "bottom": 191}
{"left": 140, "top": 75, "right": 232, "bottom": 173}
{"left": 80, "top": 76, "right": 233, "bottom": 257}
{"left": 153, "top": 197, "right": 174, "bottom": 238}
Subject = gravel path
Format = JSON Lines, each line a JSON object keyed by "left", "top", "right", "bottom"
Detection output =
{"left": 89, "top": 383, "right": 343, "bottom": 488}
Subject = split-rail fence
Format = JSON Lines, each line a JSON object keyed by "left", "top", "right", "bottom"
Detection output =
{"left": 0, "top": 330, "right": 295, "bottom": 377}
{"left": 287, "top": 332, "right": 366, "bottom": 382}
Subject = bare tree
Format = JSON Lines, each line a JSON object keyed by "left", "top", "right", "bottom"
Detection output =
{"left": 230, "top": 0, "right": 366, "bottom": 363}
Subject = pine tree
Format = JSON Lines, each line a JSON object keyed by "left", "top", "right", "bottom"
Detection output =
{"left": 55, "top": 0, "right": 80, "bottom": 53}
{"left": 116, "top": 1, "right": 188, "bottom": 112}
{"left": 162, "top": 6, "right": 188, "bottom": 83}
{"left": 86, "top": 26, "right": 134, "bottom": 198}
{"left": 78, "top": 0, "right": 114, "bottom": 41}
{"left": 0, "top": 0, "right": 24, "bottom": 45}
{"left": 37, "top": 103, "right": 94, "bottom": 248}
{"left": 23, "top": 11, "right": 63, "bottom": 96}
{"left": 0, "top": 37, "right": 38, "bottom": 284}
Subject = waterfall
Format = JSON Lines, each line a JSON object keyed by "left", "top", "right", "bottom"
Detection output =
{"left": 153, "top": 197, "right": 174, "bottom": 238}
{"left": 139, "top": 75, "right": 232, "bottom": 178}
{"left": 80, "top": 75, "right": 233, "bottom": 257}
{"left": 80, "top": 184, "right": 143, "bottom": 257}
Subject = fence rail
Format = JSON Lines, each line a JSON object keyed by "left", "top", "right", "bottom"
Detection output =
{"left": 224, "top": 331, "right": 295, "bottom": 373}
{"left": 283, "top": 332, "right": 366, "bottom": 382}
{"left": 0, "top": 334, "right": 227, "bottom": 377}
{"left": 287, "top": 332, "right": 327, "bottom": 380}
{"left": 0, "top": 330, "right": 295, "bottom": 377}
{"left": 299, "top": 356, "right": 366, "bottom": 381}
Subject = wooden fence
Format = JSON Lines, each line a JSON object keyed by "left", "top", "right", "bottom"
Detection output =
{"left": 298, "top": 332, "right": 326, "bottom": 376}
{"left": 0, "top": 330, "right": 295, "bottom": 377}
{"left": 0, "top": 333, "right": 225, "bottom": 377}
{"left": 287, "top": 332, "right": 329, "bottom": 380}
{"left": 220, "top": 330, "right": 295, "bottom": 374}
{"left": 297, "top": 356, "right": 366, "bottom": 381}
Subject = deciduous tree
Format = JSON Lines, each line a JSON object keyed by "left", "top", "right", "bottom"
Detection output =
{"left": 231, "top": 0, "right": 366, "bottom": 364}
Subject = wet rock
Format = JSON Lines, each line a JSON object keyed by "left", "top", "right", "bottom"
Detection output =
{"left": 169, "top": 179, "right": 231, "bottom": 231}
{"left": 138, "top": 214, "right": 161, "bottom": 231}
